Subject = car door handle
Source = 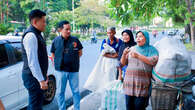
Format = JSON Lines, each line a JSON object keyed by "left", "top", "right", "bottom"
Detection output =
{"left": 7, "top": 73, "right": 17, "bottom": 78}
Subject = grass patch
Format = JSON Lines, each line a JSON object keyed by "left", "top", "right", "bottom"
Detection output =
{"left": 184, "top": 43, "right": 195, "bottom": 51}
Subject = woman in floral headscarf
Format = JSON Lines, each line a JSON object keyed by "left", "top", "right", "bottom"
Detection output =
{"left": 120, "top": 31, "right": 158, "bottom": 110}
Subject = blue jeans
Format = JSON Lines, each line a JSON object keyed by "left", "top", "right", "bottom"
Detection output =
{"left": 22, "top": 74, "right": 44, "bottom": 110}
{"left": 125, "top": 95, "right": 147, "bottom": 110}
{"left": 55, "top": 71, "right": 80, "bottom": 110}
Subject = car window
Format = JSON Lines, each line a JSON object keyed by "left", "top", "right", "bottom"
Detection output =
{"left": 0, "top": 44, "right": 9, "bottom": 68}
{"left": 10, "top": 43, "right": 22, "bottom": 62}
{"left": 4, "top": 43, "right": 17, "bottom": 65}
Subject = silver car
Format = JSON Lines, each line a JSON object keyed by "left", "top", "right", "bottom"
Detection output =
{"left": 0, "top": 36, "right": 56, "bottom": 110}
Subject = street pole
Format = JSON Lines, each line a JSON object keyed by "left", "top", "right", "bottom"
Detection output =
{"left": 0, "top": 0, "right": 2, "bottom": 23}
{"left": 43, "top": 0, "right": 45, "bottom": 10}
{"left": 6, "top": 0, "right": 8, "bottom": 23}
{"left": 72, "top": 0, "right": 75, "bottom": 33}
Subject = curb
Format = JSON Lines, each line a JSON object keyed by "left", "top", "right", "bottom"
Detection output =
{"left": 65, "top": 89, "right": 92, "bottom": 109}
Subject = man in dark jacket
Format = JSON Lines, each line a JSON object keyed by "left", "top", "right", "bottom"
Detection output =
{"left": 51, "top": 20, "right": 83, "bottom": 110}
{"left": 21, "top": 9, "right": 48, "bottom": 110}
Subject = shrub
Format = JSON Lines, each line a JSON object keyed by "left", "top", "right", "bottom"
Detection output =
{"left": 0, "top": 24, "right": 9, "bottom": 35}
{"left": 8, "top": 27, "right": 14, "bottom": 33}
{"left": 49, "top": 33, "right": 58, "bottom": 41}
{"left": 82, "top": 35, "right": 90, "bottom": 39}
{"left": 96, "top": 32, "right": 107, "bottom": 36}
{"left": 72, "top": 33, "right": 81, "bottom": 38}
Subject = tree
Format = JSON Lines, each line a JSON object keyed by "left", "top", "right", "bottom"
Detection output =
{"left": 49, "top": 10, "right": 73, "bottom": 29}
{"left": 0, "top": 0, "right": 7, "bottom": 23}
{"left": 47, "top": 0, "right": 80, "bottom": 12}
{"left": 20, "top": 0, "right": 46, "bottom": 24}
{"left": 8, "top": 0, "right": 25, "bottom": 22}
{"left": 74, "top": 0, "right": 116, "bottom": 34}
{"left": 185, "top": 0, "right": 195, "bottom": 48}
{"left": 107, "top": 0, "right": 195, "bottom": 48}
{"left": 0, "top": 0, "right": 115, "bottom": 38}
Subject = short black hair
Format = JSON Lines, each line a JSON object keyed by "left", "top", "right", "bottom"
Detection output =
{"left": 58, "top": 20, "right": 70, "bottom": 29}
{"left": 107, "top": 27, "right": 116, "bottom": 32}
{"left": 29, "top": 9, "right": 46, "bottom": 22}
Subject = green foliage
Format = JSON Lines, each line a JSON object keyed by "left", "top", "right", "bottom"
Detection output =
{"left": 0, "top": 0, "right": 115, "bottom": 41}
{"left": 106, "top": 0, "right": 159, "bottom": 25}
{"left": 50, "top": 11, "right": 73, "bottom": 28}
{"left": 0, "top": 24, "right": 8, "bottom": 35}
{"left": 106, "top": 0, "right": 192, "bottom": 26}
{"left": 7, "top": 27, "right": 14, "bottom": 33}
{"left": 184, "top": 43, "right": 195, "bottom": 51}
{"left": 48, "top": 0, "right": 80, "bottom": 12}
{"left": 71, "top": 33, "right": 81, "bottom": 38}
{"left": 43, "top": 24, "right": 51, "bottom": 40}
{"left": 0, "top": 24, "right": 12, "bottom": 35}
{"left": 48, "top": 0, "right": 69, "bottom": 12}
{"left": 9, "top": 0, "right": 25, "bottom": 22}
{"left": 97, "top": 32, "right": 107, "bottom": 36}
{"left": 20, "top": 0, "right": 38, "bottom": 23}
{"left": 49, "top": 33, "right": 57, "bottom": 41}
{"left": 74, "top": 0, "right": 116, "bottom": 29}
{"left": 82, "top": 35, "right": 89, "bottom": 38}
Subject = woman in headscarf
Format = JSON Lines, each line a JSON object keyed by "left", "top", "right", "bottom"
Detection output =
{"left": 118, "top": 29, "right": 136, "bottom": 80}
{"left": 120, "top": 31, "right": 158, "bottom": 110}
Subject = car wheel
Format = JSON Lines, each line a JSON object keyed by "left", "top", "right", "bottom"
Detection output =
{"left": 43, "top": 76, "right": 56, "bottom": 105}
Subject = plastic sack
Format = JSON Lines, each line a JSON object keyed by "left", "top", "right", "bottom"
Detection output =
{"left": 101, "top": 43, "right": 116, "bottom": 55}
{"left": 84, "top": 44, "right": 118, "bottom": 91}
{"left": 99, "top": 80, "right": 126, "bottom": 110}
{"left": 153, "top": 37, "right": 192, "bottom": 83}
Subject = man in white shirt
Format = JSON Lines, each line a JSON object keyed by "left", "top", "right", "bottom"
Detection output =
{"left": 21, "top": 9, "right": 48, "bottom": 110}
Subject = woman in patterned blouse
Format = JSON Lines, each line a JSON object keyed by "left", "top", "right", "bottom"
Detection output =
{"left": 120, "top": 31, "right": 158, "bottom": 110}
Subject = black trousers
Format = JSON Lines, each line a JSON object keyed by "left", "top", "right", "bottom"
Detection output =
{"left": 116, "top": 69, "right": 119, "bottom": 80}
{"left": 125, "top": 95, "right": 148, "bottom": 110}
{"left": 22, "top": 73, "right": 44, "bottom": 110}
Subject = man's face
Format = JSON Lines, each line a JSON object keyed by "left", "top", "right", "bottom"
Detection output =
{"left": 60, "top": 24, "right": 71, "bottom": 38}
{"left": 34, "top": 16, "right": 46, "bottom": 32}
{"left": 107, "top": 30, "right": 115, "bottom": 39}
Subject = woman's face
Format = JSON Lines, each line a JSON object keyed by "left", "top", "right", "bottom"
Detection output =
{"left": 122, "top": 32, "right": 130, "bottom": 43}
{"left": 136, "top": 32, "right": 146, "bottom": 46}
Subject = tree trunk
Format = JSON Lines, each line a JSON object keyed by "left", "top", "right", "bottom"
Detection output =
{"left": 185, "top": 24, "right": 191, "bottom": 40}
{"left": 6, "top": 0, "right": 8, "bottom": 22}
{"left": 185, "top": 0, "right": 195, "bottom": 49}
{"left": 190, "top": 22, "right": 195, "bottom": 49}
{"left": 1, "top": 0, "right": 5, "bottom": 23}
{"left": 0, "top": 1, "right": 1, "bottom": 23}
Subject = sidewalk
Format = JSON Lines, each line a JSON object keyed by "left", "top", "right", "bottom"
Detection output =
{"left": 68, "top": 92, "right": 102, "bottom": 110}
{"left": 67, "top": 51, "right": 195, "bottom": 110}
{"left": 68, "top": 91, "right": 152, "bottom": 110}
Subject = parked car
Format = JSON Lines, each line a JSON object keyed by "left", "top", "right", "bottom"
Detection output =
{"left": 6, "top": 32, "right": 14, "bottom": 36}
{"left": 168, "top": 30, "right": 177, "bottom": 36}
{"left": 0, "top": 36, "right": 56, "bottom": 110}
